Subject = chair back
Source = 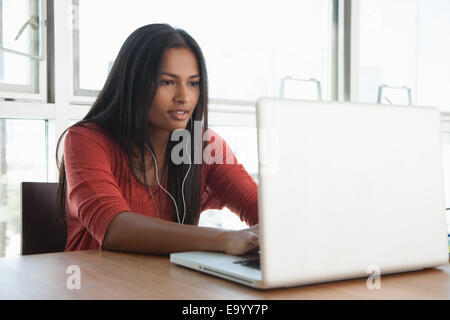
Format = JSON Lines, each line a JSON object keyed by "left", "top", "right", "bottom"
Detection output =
{"left": 21, "top": 182, "right": 67, "bottom": 255}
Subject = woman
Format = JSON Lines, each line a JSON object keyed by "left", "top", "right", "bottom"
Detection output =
{"left": 56, "top": 24, "right": 259, "bottom": 256}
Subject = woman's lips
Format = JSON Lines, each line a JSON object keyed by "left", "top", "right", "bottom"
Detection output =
{"left": 168, "top": 110, "right": 189, "bottom": 121}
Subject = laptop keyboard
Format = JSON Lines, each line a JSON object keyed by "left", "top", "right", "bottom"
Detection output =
{"left": 233, "top": 259, "right": 260, "bottom": 270}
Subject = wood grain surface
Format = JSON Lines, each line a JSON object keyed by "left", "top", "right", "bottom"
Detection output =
{"left": 0, "top": 250, "right": 448, "bottom": 300}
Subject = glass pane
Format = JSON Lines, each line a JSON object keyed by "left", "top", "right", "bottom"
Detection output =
{"left": 198, "top": 125, "right": 257, "bottom": 230}
{"left": 0, "top": 0, "right": 41, "bottom": 91}
{"left": 77, "top": 0, "right": 331, "bottom": 100}
{"left": 357, "top": 0, "right": 450, "bottom": 107}
{"left": 1, "top": 0, "right": 40, "bottom": 55}
{"left": 0, "top": 119, "right": 47, "bottom": 257}
{"left": 415, "top": 1, "right": 450, "bottom": 108}
{"left": 358, "top": 0, "right": 417, "bottom": 103}
{"left": 0, "top": 51, "right": 33, "bottom": 86}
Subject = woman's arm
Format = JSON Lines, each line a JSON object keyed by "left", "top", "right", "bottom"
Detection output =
{"left": 102, "top": 211, "right": 259, "bottom": 255}
{"left": 65, "top": 125, "right": 258, "bottom": 255}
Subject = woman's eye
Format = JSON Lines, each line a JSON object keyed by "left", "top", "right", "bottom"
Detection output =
{"left": 159, "top": 80, "right": 200, "bottom": 87}
{"left": 160, "top": 80, "right": 174, "bottom": 86}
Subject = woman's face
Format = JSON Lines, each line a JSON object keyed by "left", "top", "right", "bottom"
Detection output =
{"left": 148, "top": 47, "right": 200, "bottom": 133}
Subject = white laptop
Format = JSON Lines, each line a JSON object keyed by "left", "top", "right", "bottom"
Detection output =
{"left": 170, "top": 98, "right": 449, "bottom": 289}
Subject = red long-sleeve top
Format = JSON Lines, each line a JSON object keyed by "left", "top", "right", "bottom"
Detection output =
{"left": 63, "top": 123, "right": 258, "bottom": 251}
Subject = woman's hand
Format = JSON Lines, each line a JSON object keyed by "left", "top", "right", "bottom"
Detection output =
{"left": 222, "top": 224, "right": 259, "bottom": 255}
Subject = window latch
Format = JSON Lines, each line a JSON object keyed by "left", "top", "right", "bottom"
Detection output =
{"left": 14, "top": 15, "right": 39, "bottom": 41}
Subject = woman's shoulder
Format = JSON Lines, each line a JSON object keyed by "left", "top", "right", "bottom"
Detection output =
{"left": 65, "top": 122, "right": 119, "bottom": 154}
{"left": 66, "top": 122, "right": 113, "bottom": 143}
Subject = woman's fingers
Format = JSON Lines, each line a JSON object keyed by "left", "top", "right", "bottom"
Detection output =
{"left": 223, "top": 226, "right": 260, "bottom": 255}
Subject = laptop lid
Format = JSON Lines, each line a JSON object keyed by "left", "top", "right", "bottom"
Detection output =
{"left": 256, "top": 98, "right": 449, "bottom": 288}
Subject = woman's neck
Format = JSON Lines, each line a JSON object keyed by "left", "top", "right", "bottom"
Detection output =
{"left": 130, "top": 127, "right": 170, "bottom": 186}
{"left": 148, "top": 127, "right": 170, "bottom": 168}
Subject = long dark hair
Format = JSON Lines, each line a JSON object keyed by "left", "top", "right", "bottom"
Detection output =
{"left": 56, "top": 24, "right": 209, "bottom": 230}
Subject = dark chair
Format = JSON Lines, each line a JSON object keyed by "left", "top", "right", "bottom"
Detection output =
{"left": 21, "top": 182, "right": 67, "bottom": 255}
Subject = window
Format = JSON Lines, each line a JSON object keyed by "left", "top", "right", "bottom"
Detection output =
{"left": 74, "top": 0, "right": 332, "bottom": 101}
{"left": 0, "top": 1, "right": 49, "bottom": 258}
{"left": 0, "top": 119, "right": 47, "bottom": 257}
{"left": 0, "top": 0, "right": 46, "bottom": 99}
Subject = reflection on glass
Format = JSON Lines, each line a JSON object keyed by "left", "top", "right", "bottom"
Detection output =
{"left": 0, "top": 120, "right": 46, "bottom": 257}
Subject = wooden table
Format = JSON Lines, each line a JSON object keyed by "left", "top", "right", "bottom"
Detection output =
{"left": 0, "top": 250, "right": 448, "bottom": 300}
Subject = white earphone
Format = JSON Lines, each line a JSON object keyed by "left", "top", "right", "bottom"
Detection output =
{"left": 147, "top": 119, "right": 192, "bottom": 224}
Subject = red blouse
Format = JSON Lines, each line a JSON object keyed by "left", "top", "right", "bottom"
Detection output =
{"left": 63, "top": 123, "right": 258, "bottom": 251}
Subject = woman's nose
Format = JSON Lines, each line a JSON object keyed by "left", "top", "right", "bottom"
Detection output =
{"left": 174, "top": 85, "right": 189, "bottom": 103}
